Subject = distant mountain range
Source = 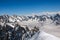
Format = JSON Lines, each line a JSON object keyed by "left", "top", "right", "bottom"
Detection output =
{"left": 0, "top": 13, "right": 60, "bottom": 26}
{"left": 0, "top": 13, "right": 60, "bottom": 40}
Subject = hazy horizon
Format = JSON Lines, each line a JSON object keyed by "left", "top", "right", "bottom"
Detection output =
{"left": 0, "top": 0, "right": 60, "bottom": 15}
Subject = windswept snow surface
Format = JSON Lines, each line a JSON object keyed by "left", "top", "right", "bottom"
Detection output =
{"left": 29, "top": 31, "right": 60, "bottom": 40}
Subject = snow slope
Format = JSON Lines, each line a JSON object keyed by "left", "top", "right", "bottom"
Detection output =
{"left": 29, "top": 31, "right": 60, "bottom": 40}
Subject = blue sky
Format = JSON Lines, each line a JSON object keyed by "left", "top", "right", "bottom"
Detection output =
{"left": 0, "top": 0, "right": 60, "bottom": 15}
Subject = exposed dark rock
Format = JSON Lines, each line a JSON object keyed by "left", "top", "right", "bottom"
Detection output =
{"left": 0, "top": 23, "right": 39, "bottom": 40}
